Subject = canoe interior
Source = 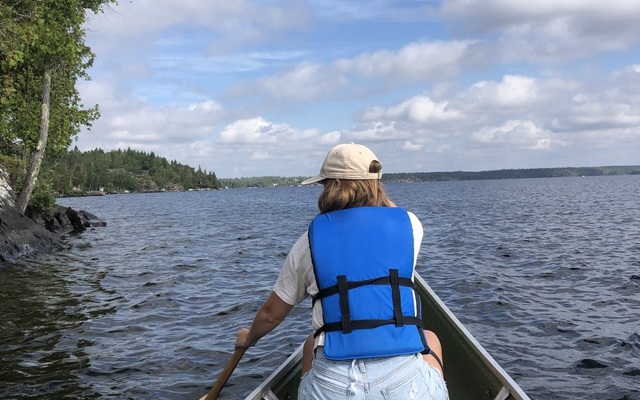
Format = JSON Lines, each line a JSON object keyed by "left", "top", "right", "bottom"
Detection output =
{"left": 246, "top": 274, "right": 529, "bottom": 400}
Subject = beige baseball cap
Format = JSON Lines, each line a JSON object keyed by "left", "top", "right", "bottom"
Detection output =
{"left": 301, "top": 143, "right": 382, "bottom": 185}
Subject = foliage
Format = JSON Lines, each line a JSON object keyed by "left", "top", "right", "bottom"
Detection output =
{"left": 1, "top": 0, "right": 116, "bottom": 211}
{"left": 0, "top": 0, "right": 112, "bottom": 156}
{"left": 45, "top": 147, "right": 220, "bottom": 195}
{"left": 1, "top": 155, "right": 54, "bottom": 215}
{"left": 25, "top": 175, "right": 56, "bottom": 216}
{"left": 218, "top": 176, "right": 308, "bottom": 189}
{"left": 0, "top": 153, "right": 24, "bottom": 187}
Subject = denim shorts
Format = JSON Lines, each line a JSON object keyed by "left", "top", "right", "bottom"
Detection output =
{"left": 298, "top": 349, "right": 449, "bottom": 400}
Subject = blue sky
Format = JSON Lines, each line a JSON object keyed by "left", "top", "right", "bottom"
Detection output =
{"left": 78, "top": 0, "right": 640, "bottom": 178}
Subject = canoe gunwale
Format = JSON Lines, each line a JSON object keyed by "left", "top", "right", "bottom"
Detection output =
{"left": 241, "top": 273, "right": 530, "bottom": 400}
{"left": 245, "top": 342, "right": 304, "bottom": 399}
{"left": 413, "top": 274, "right": 530, "bottom": 400}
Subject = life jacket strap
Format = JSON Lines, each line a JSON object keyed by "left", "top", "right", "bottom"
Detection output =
{"left": 312, "top": 275, "right": 415, "bottom": 306}
{"left": 390, "top": 269, "right": 404, "bottom": 327}
{"left": 338, "top": 275, "right": 352, "bottom": 333}
{"left": 314, "top": 269, "right": 423, "bottom": 341}
{"left": 424, "top": 348, "right": 444, "bottom": 372}
{"left": 314, "top": 316, "right": 424, "bottom": 338}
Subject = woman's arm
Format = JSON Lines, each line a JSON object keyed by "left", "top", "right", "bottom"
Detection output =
{"left": 235, "top": 291, "right": 294, "bottom": 349}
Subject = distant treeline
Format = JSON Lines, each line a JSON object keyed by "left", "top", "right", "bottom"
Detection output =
{"left": 47, "top": 147, "right": 220, "bottom": 196}
{"left": 383, "top": 165, "right": 640, "bottom": 183}
{"left": 219, "top": 165, "right": 640, "bottom": 188}
{"left": 218, "top": 176, "right": 308, "bottom": 189}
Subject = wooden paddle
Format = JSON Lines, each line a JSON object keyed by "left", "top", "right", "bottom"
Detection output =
{"left": 201, "top": 347, "right": 247, "bottom": 400}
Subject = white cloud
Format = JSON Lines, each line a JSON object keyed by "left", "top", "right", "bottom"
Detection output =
{"left": 237, "top": 40, "right": 472, "bottom": 102}
{"left": 71, "top": 1, "right": 640, "bottom": 177}
{"left": 318, "top": 131, "right": 342, "bottom": 145}
{"left": 467, "top": 75, "right": 538, "bottom": 108}
{"left": 252, "top": 62, "right": 345, "bottom": 101}
{"left": 218, "top": 117, "right": 318, "bottom": 144}
{"left": 75, "top": 78, "right": 225, "bottom": 152}
{"left": 471, "top": 120, "right": 555, "bottom": 150}
{"left": 337, "top": 40, "right": 471, "bottom": 81}
{"left": 363, "top": 95, "right": 463, "bottom": 124}
{"left": 105, "top": 101, "right": 222, "bottom": 144}
{"left": 344, "top": 121, "right": 407, "bottom": 143}
{"left": 250, "top": 151, "right": 270, "bottom": 160}
{"left": 402, "top": 141, "right": 423, "bottom": 151}
{"left": 441, "top": 0, "right": 640, "bottom": 37}
{"left": 219, "top": 117, "right": 285, "bottom": 144}
{"left": 88, "top": 1, "right": 309, "bottom": 50}
{"left": 441, "top": 0, "right": 640, "bottom": 61}
{"left": 564, "top": 102, "right": 640, "bottom": 130}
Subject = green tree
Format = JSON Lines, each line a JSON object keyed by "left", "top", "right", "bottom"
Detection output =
{"left": 45, "top": 147, "right": 221, "bottom": 194}
{"left": 0, "top": 0, "right": 115, "bottom": 212}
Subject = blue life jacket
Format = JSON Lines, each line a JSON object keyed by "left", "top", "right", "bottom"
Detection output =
{"left": 309, "top": 206, "right": 427, "bottom": 360}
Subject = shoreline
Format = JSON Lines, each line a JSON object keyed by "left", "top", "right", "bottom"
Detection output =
{"left": 1, "top": 168, "right": 105, "bottom": 264}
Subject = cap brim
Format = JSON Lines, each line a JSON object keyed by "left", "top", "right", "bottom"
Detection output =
{"left": 301, "top": 175, "right": 325, "bottom": 185}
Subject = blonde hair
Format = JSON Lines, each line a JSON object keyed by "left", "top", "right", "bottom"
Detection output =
{"left": 317, "top": 160, "right": 393, "bottom": 213}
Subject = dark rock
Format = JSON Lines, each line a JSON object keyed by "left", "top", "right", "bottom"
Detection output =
{"left": 78, "top": 210, "right": 107, "bottom": 227}
{"left": 44, "top": 215, "right": 64, "bottom": 233}
{"left": 65, "top": 207, "right": 86, "bottom": 233}
{"left": 0, "top": 204, "right": 68, "bottom": 263}
{"left": 85, "top": 220, "right": 107, "bottom": 227}
{"left": 41, "top": 206, "right": 107, "bottom": 235}
{"left": 1, "top": 165, "right": 106, "bottom": 263}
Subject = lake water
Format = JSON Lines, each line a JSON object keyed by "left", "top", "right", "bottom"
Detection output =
{"left": 1, "top": 175, "right": 639, "bottom": 399}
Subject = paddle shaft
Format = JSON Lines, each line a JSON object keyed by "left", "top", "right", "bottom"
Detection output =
{"left": 204, "top": 347, "right": 247, "bottom": 400}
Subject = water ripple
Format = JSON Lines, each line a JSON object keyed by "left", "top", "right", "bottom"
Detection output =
{"left": 2, "top": 178, "right": 639, "bottom": 399}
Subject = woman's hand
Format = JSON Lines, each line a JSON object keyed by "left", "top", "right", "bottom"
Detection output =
{"left": 235, "top": 327, "right": 253, "bottom": 349}
{"left": 234, "top": 292, "right": 294, "bottom": 350}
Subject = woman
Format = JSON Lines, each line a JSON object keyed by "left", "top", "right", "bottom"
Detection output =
{"left": 236, "top": 143, "right": 448, "bottom": 399}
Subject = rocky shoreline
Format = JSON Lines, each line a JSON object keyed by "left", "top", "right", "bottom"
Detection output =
{"left": 1, "top": 167, "right": 105, "bottom": 264}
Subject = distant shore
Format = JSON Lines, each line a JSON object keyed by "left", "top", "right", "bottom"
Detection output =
{"left": 382, "top": 165, "right": 640, "bottom": 183}
{"left": 51, "top": 165, "right": 640, "bottom": 197}
{"left": 218, "top": 165, "right": 640, "bottom": 189}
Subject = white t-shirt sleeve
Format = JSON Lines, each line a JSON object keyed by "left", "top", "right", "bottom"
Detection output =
{"left": 273, "top": 232, "right": 314, "bottom": 306}
{"left": 408, "top": 211, "right": 423, "bottom": 263}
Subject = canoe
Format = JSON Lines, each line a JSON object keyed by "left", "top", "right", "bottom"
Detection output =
{"left": 205, "top": 273, "right": 531, "bottom": 400}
